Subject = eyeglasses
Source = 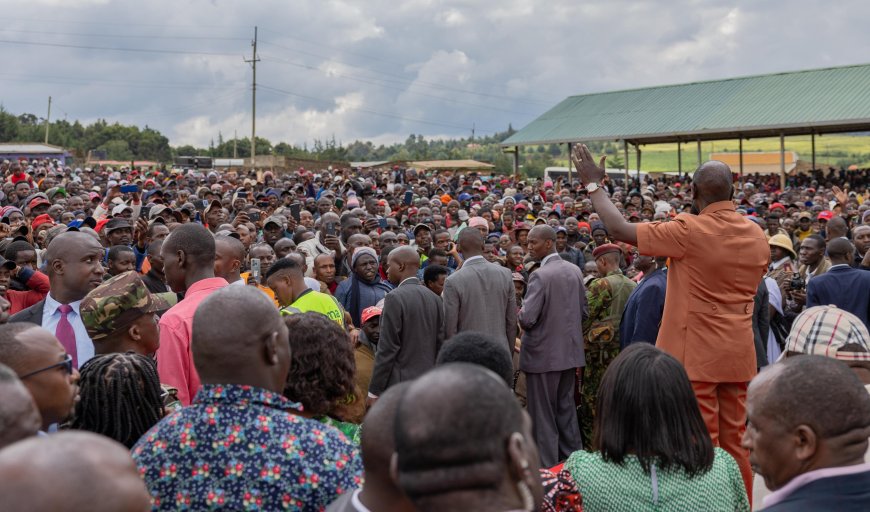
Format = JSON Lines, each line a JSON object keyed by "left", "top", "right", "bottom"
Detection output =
{"left": 20, "top": 354, "right": 73, "bottom": 379}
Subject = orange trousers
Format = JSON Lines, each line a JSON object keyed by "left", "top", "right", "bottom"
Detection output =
{"left": 691, "top": 381, "right": 752, "bottom": 505}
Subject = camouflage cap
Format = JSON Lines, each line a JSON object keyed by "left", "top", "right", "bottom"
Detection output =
{"left": 80, "top": 271, "right": 172, "bottom": 340}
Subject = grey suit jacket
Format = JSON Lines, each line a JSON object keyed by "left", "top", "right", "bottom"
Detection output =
{"left": 518, "top": 254, "right": 587, "bottom": 373}
{"left": 442, "top": 257, "right": 517, "bottom": 353}
{"left": 368, "top": 277, "right": 445, "bottom": 396}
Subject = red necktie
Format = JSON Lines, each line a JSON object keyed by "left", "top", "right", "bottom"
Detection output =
{"left": 56, "top": 304, "right": 78, "bottom": 369}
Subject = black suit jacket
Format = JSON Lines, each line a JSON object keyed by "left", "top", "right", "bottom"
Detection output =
{"left": 9, "top": 300, "right": 46, "bottom": 326}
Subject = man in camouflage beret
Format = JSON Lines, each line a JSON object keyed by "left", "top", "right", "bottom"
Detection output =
{"left": 80, "top": 271, "right": 180, "bottom": 410}
{"left": 80, "top": 270, "right": 174, "bottom": 356}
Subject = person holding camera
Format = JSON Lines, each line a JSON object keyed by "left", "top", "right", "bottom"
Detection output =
{"left": 785, "top": 235, "right": 830, "bottom": 313}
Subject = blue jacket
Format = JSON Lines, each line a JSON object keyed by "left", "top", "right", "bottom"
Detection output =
{"left": 762, "top": 469, "right": 870, "bottom": 512}
{"left": 807, "top": 265, "right": 870, "bottom": 327}
{"left": 619, "top": 268, "right": 667, "bottom": 349}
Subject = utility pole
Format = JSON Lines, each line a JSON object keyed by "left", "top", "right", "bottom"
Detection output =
{"left": 244, "top": 26, "right": 260, "bottom": 165}
{"left": 233, "top": 129, "right": 238, "bottom": 158}
{"left": 44, "top": 96, "right": 51, "bottom": 144}
{"left": 471, "top": 123, "right": 475, "bottom": 141}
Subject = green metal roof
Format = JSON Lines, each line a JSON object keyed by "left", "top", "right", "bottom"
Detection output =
{"left": 502, "top": 63, "right": 870, "bottom": 146}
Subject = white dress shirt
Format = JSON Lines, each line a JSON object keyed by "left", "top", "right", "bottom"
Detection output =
{"left": 42, "top": 294, "right": 94, "bottom": 369}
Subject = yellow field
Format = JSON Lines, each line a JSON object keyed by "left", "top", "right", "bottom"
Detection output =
{"left": 558, "top": 134, "right": 870, "bottom": 172}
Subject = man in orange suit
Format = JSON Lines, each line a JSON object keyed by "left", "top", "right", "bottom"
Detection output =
{"left": 571, "top": 145, "right": 768, "bottom": 500}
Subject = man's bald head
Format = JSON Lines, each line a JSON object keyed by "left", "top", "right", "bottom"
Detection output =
{"left": 457, "top": 227, "right": 484, "bottom": 255}
{"left": 214, "top": 235, "right": 246, "bottom": 261}
{"left": 0, "top": 431, "right": 150, "bottom": 512}
{"left": 825, "top": 215, "right": 847, "bottom": 239}
{"left": 528, "top": 225, "right": 556, "bottom": 242}
{"left": 827, "top": 237, "right": 854, "bottom": 264}
{"left": 692, "top": 161, "right": 734, "bottom": 206}
{"left": 192, "top": 286, "right": 290, "bottom": 392}
{"left": 390, "top": 246, "right": 420, "bottom": 269}
{"left": 361, "top": 382, "right": 410, "bottom": 477}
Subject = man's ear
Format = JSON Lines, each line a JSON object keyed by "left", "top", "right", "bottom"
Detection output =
{"left": 176, "top": 249, "right": 187, "bottom": 269}
{"left": 506, "top": 432, "right": 529, "bottom": 481}
{"left": 794, "top": 424, "right": 818, "bottom": 462}
{"left": 128, "top": 322, "right": 141, "bottom": 342}
{"left": 263, "top": 331, "right": 279, "bottom": 366}
{"left": 50, "top": 258, "right": 64, "bottom": 276}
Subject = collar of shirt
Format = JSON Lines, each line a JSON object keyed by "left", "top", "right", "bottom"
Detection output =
{"left": 829, "top": 263, "right": 851, "bottom": 271}
{"left": 770, "top": 256, "right": 792, "bottom": 270}
{"left": 351, "top": 488, "right": 372, "bottom": 512}
{"left": 44, "top": 294, "right": 83, "bottom": 317}
{"left": 604, "top": 269, "right": 624, "bottom": 278}
{"left": 192, "top": 383, "right": 303, "bottom": 413}
{"left": 184, "top": 277, "right": 229, "bottom": 297}
{"left": 763, "top": 462, "right": 870, "bottom": 509}
{"left": 398, "top": 276, "right": 418, "bottom": 287}
{"left": 699, "top": 200, "right": 736, "bottom": 215}
{"left": 542, "top": 252, "right": 561, "bottom": 266}
{"left": 463, "top": 255, "right": 485, "bottom": 265}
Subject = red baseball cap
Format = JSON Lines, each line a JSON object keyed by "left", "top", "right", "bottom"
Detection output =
{"left": 361, "top": 306, "right": 382, "bottom": 324}
{"left": 31, "top": 214, "right": 55, "bottom": 230}
{"left": 27, "top": 197, "right": 50, "bottom": 210}
{"left": 818, "top": 211, "right": 834, "bottom": 221}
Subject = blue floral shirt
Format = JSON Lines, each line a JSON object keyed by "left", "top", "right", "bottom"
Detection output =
{"left": 132, "top": 383, "right": 363, "bottom": 511}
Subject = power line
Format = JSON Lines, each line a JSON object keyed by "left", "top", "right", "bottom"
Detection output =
{"left": 0, "top": 39, "right": 239, "bottom": 57}
{"left": 0, "top": 28, "right": 248, "bottom": 41}
{"left": 259, "top": 53, "right": 535, "bottom": 116}
{"left": 258, "top": 83, "right": 498, "bottom": 133}
{"left": 0, "top": 73, "right": 246, "bottom": 91}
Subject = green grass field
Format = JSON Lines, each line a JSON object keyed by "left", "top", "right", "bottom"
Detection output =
{"left": 555, "top": 134, "right": 870, "bottom": 172}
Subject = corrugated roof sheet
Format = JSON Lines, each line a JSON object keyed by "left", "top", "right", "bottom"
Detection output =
{"left": 502, "top": 64, "right": 870, "bottom": 146}
{"left": 0, "top": 143, "right": 66, "bottom": 154}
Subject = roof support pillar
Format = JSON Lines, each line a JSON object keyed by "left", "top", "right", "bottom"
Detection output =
{"left": 811, "top": 133, "right": 816, "bottom": 171}
{"left": 513, "top": 146, "right": 519, "bottom": 181}
{"left": 567, "top": 142, "right": 573, "bottom": 186}
{"left": 636, "top": 144, "right": 642, "bottom": 185}
{"left": 623, "top": 139, "right": 629, "bottom": 187}
{"left": 697, "top": 140, "right": 702, "bottom": 168}
{"left": 739, "top": 137, "right": 744, "bottom": 181}
{"left": 677, "top": 141, "right": 682, "bottom": 178}
{"left": 780, "top": 133, "right": 786, "bottom": 190}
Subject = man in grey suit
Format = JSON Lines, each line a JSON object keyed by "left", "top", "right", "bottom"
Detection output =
{"left": 367, "top": 246, "right": 444, "bottom": 407}
{"left": 519, "top": 225, "right": 586, "bottom": 467}
{"left": 442, "top": 229, "right": 517, "bottom": 354}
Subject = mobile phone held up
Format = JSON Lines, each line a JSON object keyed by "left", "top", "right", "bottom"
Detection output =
{"left": 404, "top": 191, "right": 413, "bottom": 206}
{"left": 120, "top": 184, "right": 140, "bottom": 194}
{"left": 289, "top": 203, "right": 302, "bottom": 221}
{"left": 250, "top": 258, "right": 261, "bottom": 284}
{"left": 324, "top": 222, "right": 339, "bottom": 237}
{"left": 334, "top": 198, "right": 345, "bottom": 210}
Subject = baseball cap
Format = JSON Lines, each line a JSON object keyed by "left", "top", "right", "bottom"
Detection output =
{"left": 458, "top": 210, "right": 470, "bottom": 222}
{"left": 263, "top": 216, "right": 286, "bottom": 228}
{"left": 468, "top": 217, "right": 488, "bottom": 229}
{"left": 0, "top": 256, "right": 16, "bottom": 271}
{"left": 80, "top": 271, "right": 173, "bottom": 341}
{"left": 361, "top": 306, "right": 382, "bottom": 325}
{"left": 784, "top": 305, "right": 870, "bottom": 361}
{"left": 27, "top": 197, "right": 50, "bottom": 210}
{"left": 103, "top": 217, "right": 132, "bottom": 233}
{"left": 413, "top": 223, "right": 432, "bottom": 235}
{"left": 818, "top": 210, "right": 834, "bottom": 221}
{"left": 31, "top": 214, "right": 55, "bottom": 231}
{"left": 149, "top": 204, "right": 170, "bottom": 220}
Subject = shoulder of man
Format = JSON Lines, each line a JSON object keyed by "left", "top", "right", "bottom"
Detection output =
{"left": 8, "top": 300, "right": 44, "bottom": 323}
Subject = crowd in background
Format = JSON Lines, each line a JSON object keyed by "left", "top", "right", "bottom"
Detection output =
{"left": 0, "top": 154, "right": 867, "bottom": 511}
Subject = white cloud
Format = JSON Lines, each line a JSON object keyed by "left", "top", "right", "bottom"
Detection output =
{"left": 1, "top": 0, "right": 868, "bottom": 148}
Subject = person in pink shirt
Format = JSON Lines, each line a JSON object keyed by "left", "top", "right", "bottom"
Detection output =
{"left": 157, "top": 224, "right": 228, "bottom": 405}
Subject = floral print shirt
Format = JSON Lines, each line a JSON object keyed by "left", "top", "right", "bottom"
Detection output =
{"left": 132, "top": 383, "right": 363, "bottom": 511}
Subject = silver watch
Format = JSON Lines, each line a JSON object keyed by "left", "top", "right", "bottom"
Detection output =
{"left": 585, "top": 182, "right": 601, "bottom": 194}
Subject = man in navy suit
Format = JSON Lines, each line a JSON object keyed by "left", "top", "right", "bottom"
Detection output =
{"left": 807, "top": 238, "right": 870, "bottom": 327}
{"left": 620, "top": 254, "right": 667, "bottom": 348}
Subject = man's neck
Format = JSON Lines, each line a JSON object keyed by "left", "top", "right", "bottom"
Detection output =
{"left": 182, "top": 268, "right": 216, "bottom": 292}
{"left": 225, "top": 272, "right": 242, "bottom": 284}
{"left": 358, "top": 482, "right": 414, "bottom": 512}
{"left": 49, "top": 287, "right": 84, "bottom": 305}
{"left": 96, "top": 337, "right": 145, "bottom": 357}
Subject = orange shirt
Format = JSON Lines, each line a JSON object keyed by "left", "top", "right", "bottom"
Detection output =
{"left": 636, "top": 201, "right": 769, "bottom": 383}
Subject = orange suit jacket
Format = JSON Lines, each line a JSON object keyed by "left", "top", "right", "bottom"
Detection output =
{"left": 636, "top": 201, "right": 770, "bottom": 383}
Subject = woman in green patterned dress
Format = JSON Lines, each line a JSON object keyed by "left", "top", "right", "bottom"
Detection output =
{"left": 564, "top": 344, "right": 749, "bottom": 512}
{"left": 282, "top": 313, "right": 362, "bottom": 444}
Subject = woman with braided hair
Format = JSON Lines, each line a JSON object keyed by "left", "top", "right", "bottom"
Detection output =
{"left": 70, "top": 352, "right": 164, "bottom": 448}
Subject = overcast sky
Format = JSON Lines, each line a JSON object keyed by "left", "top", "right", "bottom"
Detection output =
{"left": 1, "top": 0, "right": 867, "bottom": 148}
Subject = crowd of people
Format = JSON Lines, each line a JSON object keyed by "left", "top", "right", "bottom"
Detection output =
{"left": 0, "top": 151, "right": 867, "bottom": 511}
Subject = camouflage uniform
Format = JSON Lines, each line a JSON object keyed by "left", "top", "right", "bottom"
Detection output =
{"left": 579, "top": 269, "right": 636, "bottom": 447}
{"left": 80, "top": 271, "right": 180, "bottom": 411}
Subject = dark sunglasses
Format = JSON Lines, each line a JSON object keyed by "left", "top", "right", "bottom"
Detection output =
{"left": 20, "top": 354, "right": 73, "bottom": 379}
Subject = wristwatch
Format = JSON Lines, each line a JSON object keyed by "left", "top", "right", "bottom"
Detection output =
{"left": 585, "top": 182, "right": 601, "bottom": 194}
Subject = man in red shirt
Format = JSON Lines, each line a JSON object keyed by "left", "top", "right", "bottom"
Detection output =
{"left": 157, "top": 224, "right": 228, "bottom": 405}
{"left": 572, "top": 145, "right": 769, "bottom": 500}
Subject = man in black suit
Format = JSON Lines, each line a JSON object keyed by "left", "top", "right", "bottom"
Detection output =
{"left": 10, "top": 232, "right": 106, "bottom": 369}
{"left": 807, "top": 238, "right": 870, "bottom": 327}
{"left": 367, "top": 246, "right": 444, "bottom": 408}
